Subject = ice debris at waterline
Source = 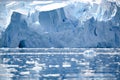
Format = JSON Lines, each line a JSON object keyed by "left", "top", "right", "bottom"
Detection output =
{"left": 0, "top": 48, "right": 120, "bottom": 80}
{"left": 0, "top": 0, "right": 120, "bottom": 48}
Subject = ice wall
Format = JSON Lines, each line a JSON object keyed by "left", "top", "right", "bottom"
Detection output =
{"left": 0, "top": 6, "right": 120, "bottom": 48}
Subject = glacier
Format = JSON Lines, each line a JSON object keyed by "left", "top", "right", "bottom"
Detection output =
{"left": 0, "top": 0, "right": 120, "bottom": 48}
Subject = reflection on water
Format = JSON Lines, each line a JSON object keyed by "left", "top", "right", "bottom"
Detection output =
{"left": 0, "top": 48, "right": 120, "bottom": 80}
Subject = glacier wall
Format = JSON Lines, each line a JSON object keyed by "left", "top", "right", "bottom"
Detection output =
{"left": 0, "top": 1, "right": 120, "bottom": 48}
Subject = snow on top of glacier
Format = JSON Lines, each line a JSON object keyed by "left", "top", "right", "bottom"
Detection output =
{"left": 35, "top": 2, "right": 68, "bottom": 11}
{"left": 29, "top": 1, "right": 54, "bottom": 5}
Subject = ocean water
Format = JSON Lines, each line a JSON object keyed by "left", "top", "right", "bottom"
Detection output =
{"left": 0, "top": 48, "right": 120, "bottom": 80}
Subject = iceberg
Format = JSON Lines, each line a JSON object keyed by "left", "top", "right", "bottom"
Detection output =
{"left": 0, "top": 0, "right": 120, "bottom": 48}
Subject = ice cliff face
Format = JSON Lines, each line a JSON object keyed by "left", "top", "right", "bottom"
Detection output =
{"left": 0, "top": 1, "right": 120, "bottom": 48}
